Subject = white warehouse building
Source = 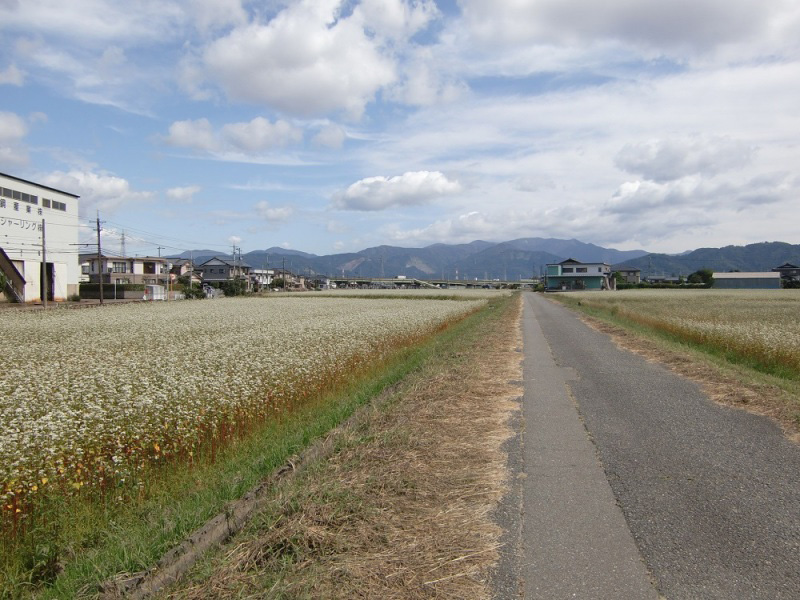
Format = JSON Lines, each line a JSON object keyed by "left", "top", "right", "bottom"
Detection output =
{"left": 0, "top": 172, "right": 80, "bottom": 302}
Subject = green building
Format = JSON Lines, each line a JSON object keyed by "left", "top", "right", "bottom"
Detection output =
{"left": 545, "top": 258, "right": 615, "bottom": 291}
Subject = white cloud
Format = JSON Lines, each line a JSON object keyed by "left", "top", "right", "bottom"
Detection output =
{"left": 166, "top": 185, "right": 201, "bottom": 202}
{"left": 221, "top": 117, "right": 302, "bottom": 152}
{"left": 0, "top": 111, "right": 29, "bottom": 167}
{"left": 354, "top": 0, "right": 439, "bottom": 41}
{"left": 0, "top": 64, "right": 23, "bottom": 85}
{"left": 333, "top": 171, "right": 461, "bottom": 211}
{"left": 188, "top": 0, "right": 247, "bottom": 33}
{"left": 165, "top": 118, "right": 218, "bottom": 152}
{"left": 228, "top": 235, "right": 242, "bottom": 245}
{"left": 388, "top": 48, "right": 467, "bottom": 106}
{"left": 254, "top": 200, "right": 293, "bottom": 222}
{"left": 0, "top": 111, "right": 27, "bottom": 142}
{"left": 201, "top": 0, "right": 396, "bottom": 117}
{"left": 604, "top": 172, "right": 794, "bottom": 216}
{"left": 458, "top": 0, "right": 792, "bottom": 55}
{"left": 615, "top": 135, "right": 755, "bottom": 182}
{"left": 312, "top": 124, "right": 346, "bottom": 149}
{"left": 165, "top": 117, "right": 303, "bottom": 154}
{"left": 0, "top": 0, "right": 183, "bottom": 45}
{"left": 42, "top": 170, "right": 153, "bottom": 215}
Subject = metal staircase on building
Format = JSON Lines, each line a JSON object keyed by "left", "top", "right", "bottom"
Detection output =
{"left": 0, "top": 247, "right": 25, "bottom": 303}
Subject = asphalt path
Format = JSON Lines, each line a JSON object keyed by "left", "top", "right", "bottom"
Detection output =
{"left": 512, "top": 293, "right": 800, "bottom": 599}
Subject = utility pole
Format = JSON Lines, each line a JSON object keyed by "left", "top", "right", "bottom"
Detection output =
{"left": 283, "top": 257, "right": 286, "bottom": 291}
{"left": 41, "top": 219, "right": 47, "bottom": 308}
{"left": 96, "top": 212, "right": 104, "bottom": 305}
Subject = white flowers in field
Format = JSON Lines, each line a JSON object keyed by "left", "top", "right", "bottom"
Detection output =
{"left": 1, "top": 296, "right": 484, "bottom": 514}
{"left": 568, "top": 289, "right": 800, "bottom": 372}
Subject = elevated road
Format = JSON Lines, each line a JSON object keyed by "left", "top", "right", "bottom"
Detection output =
{"left": 328, "top": 276, "right": 538, "bottom": 289}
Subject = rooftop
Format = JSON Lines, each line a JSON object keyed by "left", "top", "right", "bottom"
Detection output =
{"left": 713, "top": 272, "right": 781, "bottom": 279}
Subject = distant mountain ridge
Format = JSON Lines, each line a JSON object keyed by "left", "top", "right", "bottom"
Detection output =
{"left": 171, "top": 239, "right": 799, "bottom": 280}
{"left": 615, "top": 242, "right": 800, "bottom": 276}
{"left": 172, "top": 237, "right": 646, "bottom": 280}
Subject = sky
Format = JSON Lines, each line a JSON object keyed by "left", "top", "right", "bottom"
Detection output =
{"left": 1, "top": 0, "right": 799, "bottom": 258}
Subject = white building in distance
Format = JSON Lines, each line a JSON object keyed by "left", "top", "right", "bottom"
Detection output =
{"left": 0, "top": 172, "right": 80, "bottom": 302}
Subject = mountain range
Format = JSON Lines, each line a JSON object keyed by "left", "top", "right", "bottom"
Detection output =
{"left": 172, "top": 239, "right": 800, "bottom": 280}
{"left": 615, "top": 242, "right": 800, "bottom": 276}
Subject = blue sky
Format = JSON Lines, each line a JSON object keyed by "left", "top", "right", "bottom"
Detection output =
{"left": 1, "top": 0, "right": 799, "bottom": 257}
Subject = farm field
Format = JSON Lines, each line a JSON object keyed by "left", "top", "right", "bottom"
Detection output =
{"left": 1, "top": 294, "right": 491, "bottom": 596}
{"left": 551, "top": 289, "right": 800, "bottom": 379}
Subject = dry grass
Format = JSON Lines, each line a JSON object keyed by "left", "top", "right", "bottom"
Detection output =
{"left": 161, "top": 296, "right": 523, "bottom": 599}
{"left": 577, "top": 314, "right": 800, "bottom": 444}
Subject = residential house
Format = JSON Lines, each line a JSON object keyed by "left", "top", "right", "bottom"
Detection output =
{"left": 613, "top": 266, "right": 641, "bottom": 285}
{"left": 712, "top": 272, "right": 781, "bottom": 289}
{"left": 169, "top": 259, "right": 202, "bottom": 286}
{"left": 773, "top": 262, "right": 800, "bottom": 282}
{"left": 198, "top": 256, "right": 253, "bottom": 290}
{"left": 545, "top": 258, "right": 615, "bottom": 291}
{"left": 270, "top": 267, "right": 306, "bottom": 290}
{"left": 79, "top": 253, "right": 169, "bottom": 286}
{"left": 249, "top": 268, "right": 275, "bottom": 291}
{"left": 0, "top": 172, "right": 80, "bottom": 302}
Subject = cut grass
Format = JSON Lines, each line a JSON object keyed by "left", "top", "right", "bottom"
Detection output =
{"left": 548, "top": 294, "right": 800, "bottom": 441}
{"left": 2, "top": 296, "right": 509, "bottom": 599}
{"left": 158, "top": 294, "right": 523, "bottom": 599}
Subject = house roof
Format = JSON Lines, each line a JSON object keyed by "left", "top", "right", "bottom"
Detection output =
{"left": 613, "top": 266, "right": 641, "bottom": 272}
{"left": 774, "top": 262, "right": 799, "bottom": 269}
{"left": 198, "top": 256, "right": 253, "bottom": 268}
{"left": 713, "top": 272, "right": 781, "bottom": 279}
{"left": 78, "top": 252, "right": 167, "bottom": 262}
{"left": 548, "top": 258, "right": 611, "bottom": 267}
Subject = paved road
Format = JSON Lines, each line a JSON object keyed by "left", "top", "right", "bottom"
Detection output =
{"left": 507, "top": 293, "right": 800, "bottom": 599}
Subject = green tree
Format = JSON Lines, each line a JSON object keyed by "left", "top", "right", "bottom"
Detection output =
{"left": 687, "top": 268, "right": 714, "bottom": 286}
{"left": 220, "top": 278, "right": 249, "bottom": 296}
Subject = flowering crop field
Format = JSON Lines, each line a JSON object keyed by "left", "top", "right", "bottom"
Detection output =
{"left": 554, "top": 289, "right": 800, "bottom": 377}
{"left": 1, "top": 296, "right": 484, "bottom": 531}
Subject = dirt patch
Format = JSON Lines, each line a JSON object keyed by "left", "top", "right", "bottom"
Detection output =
{"left": 161, "top": 296, "right": 523, "bottom": 599}
{"left": 578, "top": 314, "right": 800, "bottom": 444}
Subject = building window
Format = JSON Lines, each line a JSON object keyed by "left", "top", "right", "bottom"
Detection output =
{"left": 576, "top": 267, "right": 587, "bottom": 273}
{"left": 42, "top": 198, "right": 51, "bottom": 208}
{"left": 112, "top": 262, "right": 127, "bottom": 273}
{"left": 51, "top": 200, "right": 67, "bottom": 211}
{"left": 562, "top": 267, "right": 574, "bottom": 273}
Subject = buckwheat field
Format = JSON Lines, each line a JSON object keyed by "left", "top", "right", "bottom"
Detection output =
{"left": 559, "top": 289, "right": 800, "bottom": 376}
{"left": 1, "top": 296, "right": 484, "bottom": 531}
